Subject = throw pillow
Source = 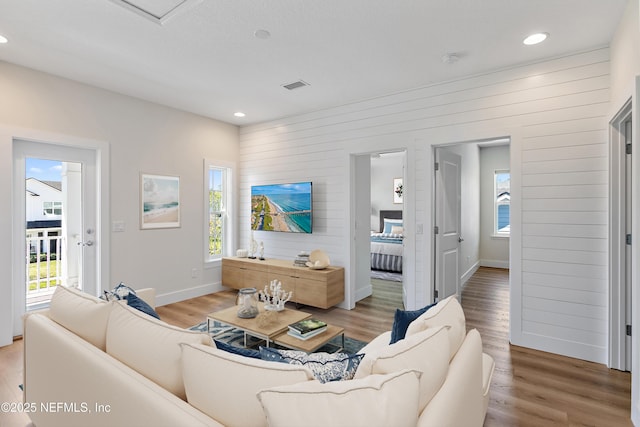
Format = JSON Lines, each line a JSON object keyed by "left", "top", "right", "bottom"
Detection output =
{"left": 126, "top": 292, "right": 160, "bottom": 319}
{"left": 214, "top": 339, "right": 262, "bottom": 359}
{"left": 101, "top": 282, "right": 137, "bottom": 301}
{"left": 389, "top": 301, "right": 437, "bottom": 344}
{"left": 260, "top": 347, "right": 364, "bottom": 383}
{"left": 258, "top": 369, "right": 422, "bottom": 427}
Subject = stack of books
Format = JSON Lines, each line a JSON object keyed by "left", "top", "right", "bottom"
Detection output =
{"left": 293, "top": 251, "right": 310, "bottom": 267}
{"left": 288, "top": 318, "right": 327, "bottom": 340}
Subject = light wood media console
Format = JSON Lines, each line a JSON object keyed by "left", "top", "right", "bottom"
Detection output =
{"left": 221, "top": 257, "right": 345, "bottom": 309}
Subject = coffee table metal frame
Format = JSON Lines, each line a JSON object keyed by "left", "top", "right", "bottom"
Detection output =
{"left": 206, "top": 303, "right": 312, "bottom": 348}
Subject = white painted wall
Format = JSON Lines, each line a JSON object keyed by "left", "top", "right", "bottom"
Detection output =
{"left": 370, "top": 154, "right": 403, "bottom": 231}
{"left": 609, "top": 0, "right": 640, "bottom": 423}
{"left": 440, "top": 144, "right": 481, "bottom": 285}
{"left": 0, "top": 61, "right": 238, "bottom": 346}
{"left": 239, "top": 47, "right": 612, "bottom": 363}
{"left": 479, "top": 145, "right": 510, "bottom": 268}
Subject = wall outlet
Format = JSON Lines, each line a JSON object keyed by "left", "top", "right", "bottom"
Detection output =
{"left": 191, "top": 268, "right": 198, "bottom": 278}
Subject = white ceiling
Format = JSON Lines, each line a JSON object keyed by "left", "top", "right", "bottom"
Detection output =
{"left": 0, "top": 0, "right": 628, "bottom": 125}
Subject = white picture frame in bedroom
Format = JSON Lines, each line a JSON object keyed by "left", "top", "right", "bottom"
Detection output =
{"left": 393, "top": 178, "right": 403, "bottom": 204}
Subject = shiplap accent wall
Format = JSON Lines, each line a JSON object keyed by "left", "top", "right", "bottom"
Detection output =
{"left": 239, "top": 47, "right": 611, "bottom": 363}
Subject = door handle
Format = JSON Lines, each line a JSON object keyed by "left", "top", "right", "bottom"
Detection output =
{"left": 77, "top": 241, "right": 94, "bottom": 247}
{"left": 458, "top": 237, "right": 464, "bottom": 243}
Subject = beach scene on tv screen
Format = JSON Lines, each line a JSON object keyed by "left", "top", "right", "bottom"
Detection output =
{"left": 251, "top": 182, "right": 312, "bottom": 233}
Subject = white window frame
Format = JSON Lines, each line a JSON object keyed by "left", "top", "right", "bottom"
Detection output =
{"left": 204, "top": 159, "right": 234, "bottom": 264}
{"left": 43, "top": 201, "right": 62, "bottom": 215}
{"left": 494, "top": 169, "right": 510, "bottom": 237}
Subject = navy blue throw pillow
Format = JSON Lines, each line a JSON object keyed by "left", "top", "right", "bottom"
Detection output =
{"left": 214, "top": 340, "right": 262, "bottom": 359}
{"left": 126, "top": 292, "right": 161, "bottom": 320}
{"left": 389, "top": 302, "right": 438, "bottom": 344}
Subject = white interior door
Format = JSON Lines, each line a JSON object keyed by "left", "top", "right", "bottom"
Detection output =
{"left": 435, "top": 148, "right": 462, "bottom": 300}
{"left": 12, "top": 139, "right": 99, "bottom": 336}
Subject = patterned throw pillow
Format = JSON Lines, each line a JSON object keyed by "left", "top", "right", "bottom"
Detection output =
{"left": 102, "top": 282, "right": 137, "bottom": 301}
{"left": 260, "top": 347, "right": 364, "bottom": 383}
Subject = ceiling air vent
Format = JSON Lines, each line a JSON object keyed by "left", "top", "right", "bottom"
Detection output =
{"left": 108, "top": 0, "right": 202, "bottom": 25}
{"left": 282, "top": 80, "right": 310, "bottom": 91}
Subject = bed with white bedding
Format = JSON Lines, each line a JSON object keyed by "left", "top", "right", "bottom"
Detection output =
{"left": 371, "top": 210, "right": 403, "bottom": 273}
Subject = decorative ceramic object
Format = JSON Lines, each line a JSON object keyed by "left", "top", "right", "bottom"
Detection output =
{"left": 307, "top": 249, "right": 330, "bottom": 269}
{"left": 259, "top": 241, "right": 265, "bottom": 260}
{"left": 249, "top": 231, "right": 258, "bottom": 259}
{"left": 236, "top": 288, "right": 259, "bottom": 318}
{"left": 259, "top": 279, "right": 292, "bottom": 311}
{"left": 236, "top": 249, "right": 248, "bottom": 258}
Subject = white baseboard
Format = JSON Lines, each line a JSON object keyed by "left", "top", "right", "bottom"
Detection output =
{"left": 355, "top": 284, "right": 373, "bottom": 303}
{"left": 155, "top": 281, "right": 225, "bottom": 307}
{"left": 479, "top": 259, "right": 510, "bottom": 269}
{"left": 461, "top": 262, "right": 480, "bottom": 286}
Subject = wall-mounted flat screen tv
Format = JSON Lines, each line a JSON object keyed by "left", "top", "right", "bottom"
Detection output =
{"left": 251, "top": 182, "right": 312, "bottom": 233}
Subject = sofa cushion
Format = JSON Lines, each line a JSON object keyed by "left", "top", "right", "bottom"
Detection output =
{"left": 106, "top": 302, "right": 212, "bottom": 400}
{"left": 258, "top": 369, "right": 421, "bottom": 427}
{"left": 355, "top": 326, "right": 450, "bottom": 411}
{"left": 406, "top": 295, "right": 466, "bottom": 359}
{"left": 260, "top": 347, "right": 364, "bottom": 383}
{"left": 389, "top": 302, "right": 437, "bottom": 344}
{"left": 181, "top": 343, "right": 314, "bottom": 427}
{"left": 49, "top": 285, "right": 113, "bottom": 350}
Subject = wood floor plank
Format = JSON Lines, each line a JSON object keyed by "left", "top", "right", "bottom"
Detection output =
{"left": 0, "top": 267, "right": 632, "bottom": 426}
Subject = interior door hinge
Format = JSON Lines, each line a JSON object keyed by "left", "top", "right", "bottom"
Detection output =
{"left": 626, "top": 234, "right": 632, "bottom": 245}
{"left": 627, "top": 325, "right": 632, "bottom": 336}
{"left": 626, "top": 143, "right": 632, "bottom": 155}
{"left": 434, "top": 162, "right": 439, "bottom": 171}
{"left": 434, "top": 225, "right": 439, "bottom": 235}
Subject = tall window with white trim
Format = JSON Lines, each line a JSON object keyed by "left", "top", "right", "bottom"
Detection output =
{"left": 205, "top": 162, "right": 232, "bottom": 261}
{"left": 495, "top": 170, "right": 510, "bottom": 236}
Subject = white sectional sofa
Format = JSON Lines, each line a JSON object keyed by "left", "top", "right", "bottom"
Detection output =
{"left": 23, "top": 286, "right": 493, "bottom": 427}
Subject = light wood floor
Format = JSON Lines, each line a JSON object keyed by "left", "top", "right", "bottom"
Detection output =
{"left": 0, "top": 268, "right": 632, "bottom": 427}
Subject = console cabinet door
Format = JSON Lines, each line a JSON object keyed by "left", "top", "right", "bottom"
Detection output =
{"left": 221, "top": 265, "right": 244, "bottom": 290}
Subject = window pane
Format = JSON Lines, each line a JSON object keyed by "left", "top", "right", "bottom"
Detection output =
{"left": 208, "top": 166, "right": 226, "bottom": 258}
{"left": 495, "top": 171, "right": 510, "bottom": 234}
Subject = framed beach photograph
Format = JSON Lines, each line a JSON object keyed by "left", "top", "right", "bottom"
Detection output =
{"left": 393, "top": 178, "right": 403, "bottom": 204}
{"left": 140, "top": 173, "right": 180, "bottom": 229}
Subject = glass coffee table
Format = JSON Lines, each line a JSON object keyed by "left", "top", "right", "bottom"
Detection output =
{"left": 207, "top": 303, "right": 311, "bottom": 348}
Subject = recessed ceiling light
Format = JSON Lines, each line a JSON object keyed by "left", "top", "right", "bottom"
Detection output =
{"left": 523, "top": 32, "right": 548, "bottom": 46}
{"left": 0, "top": 35, "right": 8, "bottom": 44}
{"left": 254, "top": 29, "right": 271, "bottom": 40}
{"left": 234, "top": 112, "right": 246, "bottom": 118}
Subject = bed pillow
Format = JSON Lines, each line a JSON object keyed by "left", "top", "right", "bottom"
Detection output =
{"left": 383, "top": 218, "right": 403, "bottom": 233}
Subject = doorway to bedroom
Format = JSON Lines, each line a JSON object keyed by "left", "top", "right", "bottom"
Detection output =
{"left": 352, "top": 150, "right": 406, "bottom": 309}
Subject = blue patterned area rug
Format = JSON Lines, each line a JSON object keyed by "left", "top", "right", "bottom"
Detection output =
{"left": 190, "top": 320, "right": 367, "bottom": 355}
